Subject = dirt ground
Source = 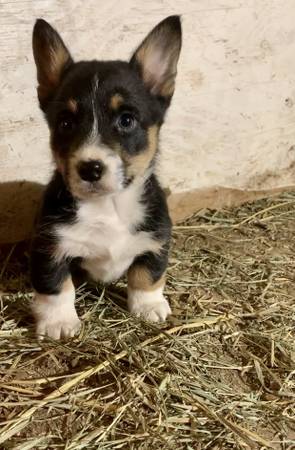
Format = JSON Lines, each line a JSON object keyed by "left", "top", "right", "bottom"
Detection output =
{"left": 0, "top": 192, "right": 294, "bottom": 449}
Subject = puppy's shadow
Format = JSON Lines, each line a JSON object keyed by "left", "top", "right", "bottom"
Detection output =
{"left": 0, "top": 180, "right": 43, "bottom": 328}
{"left": 0, "top": 180, "right": 44, "bottom": 244}
{"left": 0, "top": 239, "right": 33, "bottom": 329}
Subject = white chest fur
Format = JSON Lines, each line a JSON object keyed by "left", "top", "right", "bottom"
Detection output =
{"left": 55, "top": 182, "right": 160, "bottom": 283}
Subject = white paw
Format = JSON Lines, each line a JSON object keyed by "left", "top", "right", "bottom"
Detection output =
{"left": 35, "top": 315, "right": 81, "bottom": 340}
{"left": 32, "top": 286, "right": 80, "bottom": 340}
{"left": 128, "top": 287, "right": 171, "bottom": 322}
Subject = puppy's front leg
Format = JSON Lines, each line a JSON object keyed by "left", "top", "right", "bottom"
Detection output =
{"left": 31, "top": 245, "right": 80, "bottom": 339}
{"left": 127, "top": 253, "right": 171, "bottom": 322}
{"left": 33, "top": 278, "right": 81, "bottom": 339}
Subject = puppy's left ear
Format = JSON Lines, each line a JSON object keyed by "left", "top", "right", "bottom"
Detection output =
{"left": 130, "top": 15, "right": 182, "bottom": 99}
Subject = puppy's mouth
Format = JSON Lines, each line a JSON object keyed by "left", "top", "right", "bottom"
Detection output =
{"left": 79, "top": 179, "right": 116, "bottom": 195}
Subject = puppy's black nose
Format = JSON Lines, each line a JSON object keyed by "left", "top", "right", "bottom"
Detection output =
{"left": 77, "top": 160, "right": 104, "bottom": 182}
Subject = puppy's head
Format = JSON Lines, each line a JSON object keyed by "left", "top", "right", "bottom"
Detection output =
{"left": 32, "top": 16, "right": 182, "bottom": 199}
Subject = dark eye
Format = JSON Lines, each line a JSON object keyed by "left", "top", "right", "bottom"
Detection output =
{"left": 57, "top": 113, "right": 75, "bottom": 134}
{"left": 117, "top": 112, "right": 136, "bottom": 132}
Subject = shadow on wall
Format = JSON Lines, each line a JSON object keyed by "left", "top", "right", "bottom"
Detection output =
{"left": 0, "top": 181, "right": 44, "bottom": 244}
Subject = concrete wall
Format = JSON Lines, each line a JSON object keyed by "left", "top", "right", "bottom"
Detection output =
{"left": 1, "top": 0, "right": 295, "bottom": 242}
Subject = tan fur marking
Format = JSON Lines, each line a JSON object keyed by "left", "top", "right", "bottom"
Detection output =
{"left": 128, "top": 265, "right": 165, "bottom": 291}
{"left": 67, "top": 98, "right": 78, "bottom": 113}
{"left": 126, "top": 125, "right": 159, "bottom": 177}
{"left": 110, "top": 93, "right": 124, "bottom": 110}
{"left": 54, "top": 153, "right": 66, "bottom": 176}
{"left": 49, "top": 130, "right": 66, "bottom": 176}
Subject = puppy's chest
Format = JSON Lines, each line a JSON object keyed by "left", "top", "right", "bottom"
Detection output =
{"left": 55, "top": 192, "right": 156, "bottom": 282}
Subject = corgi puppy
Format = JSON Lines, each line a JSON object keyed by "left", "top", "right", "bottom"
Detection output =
{"left": 30, "top": 16, "right": 182, "bottom": 339}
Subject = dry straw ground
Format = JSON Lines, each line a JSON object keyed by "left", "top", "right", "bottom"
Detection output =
{"left": 0, "top": 192, "right": 294, "bottom": 449}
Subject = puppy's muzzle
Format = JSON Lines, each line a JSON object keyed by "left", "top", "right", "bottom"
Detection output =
{"left": 77, "top": 160, "right": 105, "bottom": 183}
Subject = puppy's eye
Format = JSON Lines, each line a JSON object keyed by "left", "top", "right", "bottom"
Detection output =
{"left": 117, "top": 113, "right": 136, "bottom": 132}
{"left": 57, "top": 113, "right": 75, "bottom": 134}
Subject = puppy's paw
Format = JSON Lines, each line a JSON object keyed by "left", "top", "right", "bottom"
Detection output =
{"left": 32, "top": 292, "right": 80, "bottom": 340}
{"left": 36, "top": 315, "right": 81, "bottom": 340}
{"left": 128, "top": 288, "right": 171, "bottom": 322}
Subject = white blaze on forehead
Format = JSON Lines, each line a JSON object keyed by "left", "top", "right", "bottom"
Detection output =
{"left": 89, "top": 74, "right": 100, "bottom": 142}
{"left": 92, "top": 73, "right": 99, "bottom": 93}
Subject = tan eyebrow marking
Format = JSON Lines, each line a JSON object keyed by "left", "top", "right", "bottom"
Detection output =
{"left": 125, "top": 125, "right": 159, "bottom": 177}
{"left": 67, "top": 98, "right": 78, "bottom": 113}
{"left": 109, "top": 93, "right": 124, "bottom": 111}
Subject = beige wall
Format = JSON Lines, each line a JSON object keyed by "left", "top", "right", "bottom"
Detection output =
{"left": 1, "top": 0, "right": 295, "bottom": 242}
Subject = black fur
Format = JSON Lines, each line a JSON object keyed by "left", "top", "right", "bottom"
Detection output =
{"left": 30, "top": 171, "right": 76, "bottom": 294}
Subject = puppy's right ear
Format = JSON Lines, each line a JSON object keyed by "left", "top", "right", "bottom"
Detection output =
{"left": 32, "top": 19, "right": 73, "bottom": 109}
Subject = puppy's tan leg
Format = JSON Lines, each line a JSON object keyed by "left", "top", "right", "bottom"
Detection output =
{"left": 127, "top": 265, "right": 171, "bottom": 322}
{"left": 32, "top": 277, "right": 81, "bottom": 340}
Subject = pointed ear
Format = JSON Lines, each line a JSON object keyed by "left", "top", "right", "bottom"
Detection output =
{"left": 32, "top": 19, "right": 73, "bottom": 109}
{"left": 130, "top": 15, "right": 182, "bottom": 99}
